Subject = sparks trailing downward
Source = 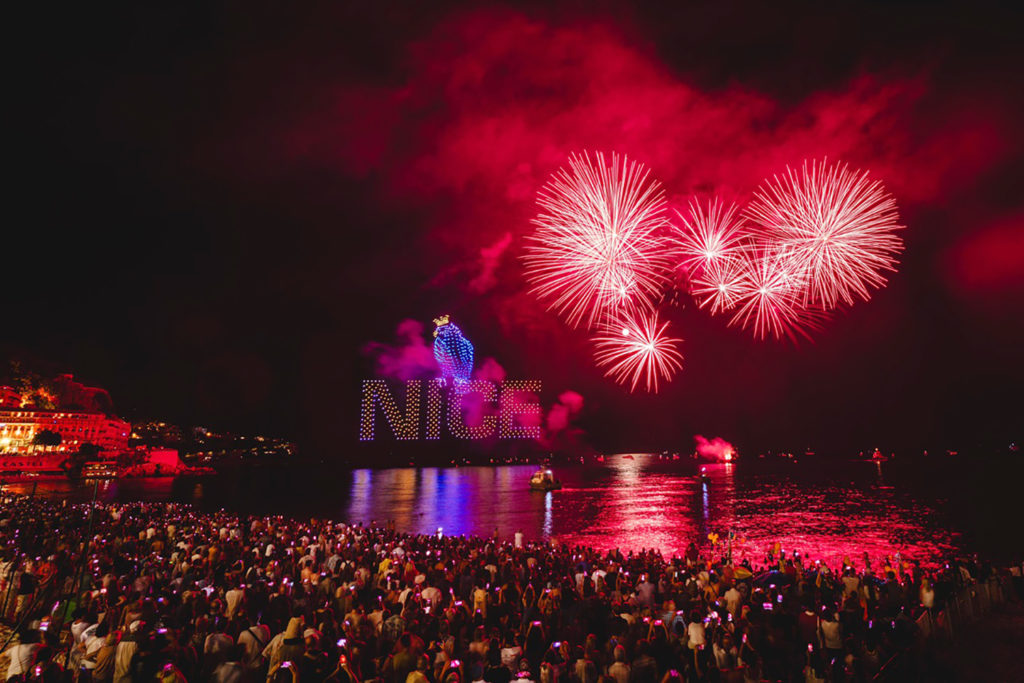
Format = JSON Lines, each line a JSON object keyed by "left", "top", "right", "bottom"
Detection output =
{"left": 592, "top": 311, "right": 684, "bottom": 393}
{"left": 523, "top": 151, "right": 671, "bottom": 329}
{"left": 744, "top": 159, "right": 904, "bottom": 310}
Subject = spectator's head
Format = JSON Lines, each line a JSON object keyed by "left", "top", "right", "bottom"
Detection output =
{"left": 487, "top": 639, "right": 501, "bottom": 666}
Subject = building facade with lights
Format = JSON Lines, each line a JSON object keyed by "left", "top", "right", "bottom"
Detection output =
{"left": 0, "top": 408, "right": 130, "bottom": 456}
{"left": 0, "top": 386, "right": 21, "bottom": 407}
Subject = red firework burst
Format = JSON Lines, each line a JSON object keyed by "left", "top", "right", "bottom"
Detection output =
{"left": 729, "top": 248, "right": 822, "bottom": 341}
{"left": 671, "top": 198, "right": 748, "bottom": 277}
{"left": 745, "top": 159, "right": 904, "bottom": 309}
{"left": 524, "top": 152, "right": 671, "bottom": 329}
{"left": 592, "top": 311, "right": 684, "bottom": 393}
{"left": 690, "top": 252, "right": 748, "bottom": 315}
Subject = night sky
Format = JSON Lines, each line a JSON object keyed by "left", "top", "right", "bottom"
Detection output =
{"left": 7, "top": 2, "right": 1023, "bottom": 462}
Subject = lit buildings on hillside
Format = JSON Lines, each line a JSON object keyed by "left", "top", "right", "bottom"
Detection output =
{"left": 0, "top": 374, "right": 130, "bottom": 457}
{"left": 0, "top": 386, "right": 21, "bottom": 407}
{"left": 0, "top": 408, "right": 130, "bottom": 454}
{"left": 0, "top": 372, "right": 294, "bottom": 467}
{"left": 130, "top": 421, "right": 184, "bottom": 444}
{"left": 131, "top": 419, "right": 297, "bottom": 462}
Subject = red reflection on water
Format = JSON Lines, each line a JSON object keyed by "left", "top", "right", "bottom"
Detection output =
{"left": 541, "top": 457, "right": 956, "bottom": 569}
{"left": 5, "top": 459, "right": 961, "bottom": 570}
{"left": 551, "top": 454, "right": 700, "bottom": 555}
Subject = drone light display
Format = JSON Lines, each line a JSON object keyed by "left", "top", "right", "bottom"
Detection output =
{"left": 360, "top": 378, "right": 543, "bottom": 441}
{"left": 432, "top": 314, "right": 474, "bottom": 385}
{"left": 524, "top": 155, "right": 905, "bottom": 392}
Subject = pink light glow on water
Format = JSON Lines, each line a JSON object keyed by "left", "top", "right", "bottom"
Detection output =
{"left": 339, "top": 457, "right": 961, "bottom": 569}
{"left": 8, "top": 457, "right": 985, "bottom": 571}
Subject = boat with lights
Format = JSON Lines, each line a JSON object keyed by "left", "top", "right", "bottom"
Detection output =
{"left": 529, "top": 467, "right": 562, "bottom": 491}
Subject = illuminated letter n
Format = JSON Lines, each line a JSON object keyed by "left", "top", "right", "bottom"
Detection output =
{"left": 359, "top": 380, "right": 421, "bottom": 440}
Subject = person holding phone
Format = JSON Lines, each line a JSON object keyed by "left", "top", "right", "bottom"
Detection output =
{"left": 440, "top": 658, "right": 463, "bottom": 683}
{"left": 326, "top": 652, "right": 361, "bottom": 683}
{"left": 269, "top": 661, "right": 299, "bottom": 683}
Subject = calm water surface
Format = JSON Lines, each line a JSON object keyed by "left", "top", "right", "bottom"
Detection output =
{"left": 4, "top": 455, "right": 1019, "bottom": 569}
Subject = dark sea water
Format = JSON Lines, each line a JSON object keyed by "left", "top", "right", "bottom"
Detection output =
{"left": 4, "top": 455, "right": 1021, "bottom": 569}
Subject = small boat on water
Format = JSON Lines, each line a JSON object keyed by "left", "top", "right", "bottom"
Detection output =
{"left": 869, "top": 448, "right": 890, "bottom": 463}
{"left": 529, "top": 468, "right": 562, "bottom": 491}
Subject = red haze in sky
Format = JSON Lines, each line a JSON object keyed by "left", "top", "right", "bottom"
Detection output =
{"left": 285, "top": 9, "right": 1017, "bottom": 330}
{"left": 947, "top": 213, "right": 1024, "bottom": 294}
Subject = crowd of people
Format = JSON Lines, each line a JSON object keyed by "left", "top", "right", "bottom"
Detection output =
{"left": 0, "top": 495, "right": 1018, "bottom": 682}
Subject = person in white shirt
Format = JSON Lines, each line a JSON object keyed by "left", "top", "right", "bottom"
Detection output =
{"left": 724, "top": 586, "right": 742, "bottom": 616}
{"left": 4, "top": 630, "right": 41, "bottom": 681}
{"left": 421, "top": 584, "right": 442, "bottom": 607}
{"left": 590, "top": 569, "right": 607, "bottom": 593}
{"left": 114, "top": 624, "right": 140, "bottom": 683}
{"left": 842, "top": 569, "right": 860, "bottom": 597}
{"left": 212, "top": 657, "right": 244, "bottom": 683}
{"left": 70, "top": 613, "right": 92, "bottom": 644}
{"left": 237, "top": 621, "right": 270, "bottom": 671}
{"left": 225, "top": 586, "right": 245, "bottom": 619}
{"left": 500, "top": 636, "right": 522, "bottom": 673}
{"left": 687, "top": 617, "right": 706, "bottom": 650}
{"left": 712, "top": 633, "right": 739, "bottom": 670}
{"left": 205, "top": 628, "right": 234, "bottom": 660}
{"left": 635, "top": 576, "right": 655, "bottom": 607}
{"left": 607, "top": 645, "right": 630, "bottom": 683}
{"left": 80, "top": 624, "right": 106, "bottom": 673}
{"left": 818, "top": 613, "right": 842, "bottom": 653}
{"left": 367, "top": 608, "right": 385, "bottom": 633}
{"left": 920, "top": 578, "right": 935, "bottom": 610}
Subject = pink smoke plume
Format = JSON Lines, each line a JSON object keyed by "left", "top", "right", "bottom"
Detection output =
{"left": 468, "top": 231, "right": 513, "bottom": 294}
{"left": 457, "top": 357, "right": 508, "bottom": 428}
{"left": 546, "top": 390, "right": 584, "bottom": 432}
{"left": 473, "top": 357, "right": 507, "bottom": 383}
{"left": 540, "top": 390, "right": 588, "bottom": 453}
{"left": 362, "top": 319, "right": 438, "bottom": 381}
{"left": 694, "top": 434, "right": 736, "bottom": 461}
